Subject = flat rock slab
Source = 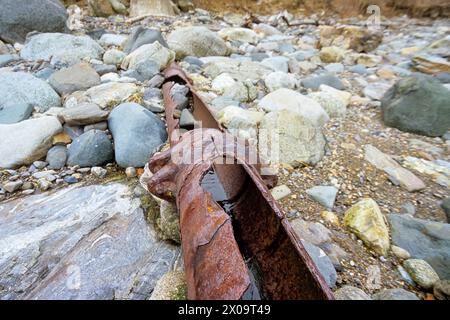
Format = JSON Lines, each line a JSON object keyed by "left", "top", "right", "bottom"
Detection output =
{"left": 0, "top": 183, "right": 180, "bottom": 299}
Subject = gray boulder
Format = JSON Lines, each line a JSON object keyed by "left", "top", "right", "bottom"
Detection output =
{"left": 0, "top": 102, "right": 33, "bottom": 124}
{"left": 389, "top": 214, "right": 450, "bottom": 279}
{"left": 67, "top": 130, "right": 114, "bottom": 167}
{"left": 123, "top": 26, "right": 168, "bottom": 54}
{"left": 381, "top": 75, "right": 450, "bottom": 137}
{"left": 0, "top": 183, "right": 180, "bottom": 299}
{"left": 0, "top": 0, "right": 67, "bottom": 44}
{"left": 108, "top": 103, "right": 167, "bottom": 168}
{"left": 49, "top": 63, "right": 100, "bottom": 95}
{"left": 0, "top": 116, "right": 63, "bottom": 168}
{"left": 21, "top": 33, "right": 104, "bottom": 66}
{"left": 0, "top": 72, "right": 61, "bottom": 112}
{"left": 60, "top": 103, "right": 109, "bottom": 125}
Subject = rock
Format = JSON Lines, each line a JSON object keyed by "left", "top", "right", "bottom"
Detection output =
{"left": 392, "top": 245, "right": 411, "bottom": 260}
{"left": 357, "top": 54, "right": 382, "bottom": 67}
{"left": 84, "top": 82, "right": 139, "bottom": 108}
{"left": 92, "top": 63, "right": 117, "bottom": 76}
{"left": 344, "top": 198, "right": 390, "bottom": 256}
{"left": 21, "top": 33, "right": 104, "bottom": 66}
{"left": 123, "top": 27, "right": 168, "bottom": 54}
{"left": 121, "top": 41, "right": 175, "bottom": 71}
{"left": 0, "top": 54, "right": 18, "bottom": 67}
{"left": 409, "top": 139, "right": 443, "bottom": 158}
{"left": 0, "top": 72, "right": 61, "bottom": 112}
{"left": 264, "top": 71, "right": 299, "bottom": 92}
{"left": 129, "top": 0, "right": 176, "bottom": 17}
{"left": 261, "top": 56, "right": 289, "bottom": 73}
{"left": 291, "top": 218, "right": 332, "bottom": 246}
{"left": 91, "top": 166, "right": 107, "bottom": 178}
{"left": 125, "top": 167, "right": 137, "bottom": 178}
{"left": 99, "top": 33, "right": 128, "bottom": 47}
{"left": 0, "top": 40, "right": 8, "bottom": 54}
{"left": 0, "top": 117, "right": 62, "bottom": 169}
{"left": 372, "top": 288, "right": 419, "bottom": 300}
{"left": 319, "top": 25, "right": 383, "bottom": 53}
{"left": 0, "top": 102, "right": 33, "bottom": 124}
{"left": 253, "top": 23, "right": 281, "bottom": 37}
{"left": 88, "top": 0, "right": 127, "bottom": 17}
{"left": 320, "top": 46, "right": 345, "bottom": 63}
{"left": 364, "top": 145, "right": 426, "bottom": 192}
{"left": 0, "top": 183, "right": 180, "bottom": 299}
{"left": 334, "top": 286, "right": 371, "bottom": 300}
{"left": 167, "top": 26, "right": 228, "bottom": 59}
{"left": 306, "top": 186, "right": 338, "bottom": 209}
{"left": 64, "top": 175, "right": 78, "bottom": 184}
{"left": 433, "top": 280, "right": 450, "bottom": 300}
{"left": 403, "top": 259, "right": 440, "bottom": 290}
{"left": 388, "top": 214, "right": 450, "bottom": 279}
{"left": 218, "top": 27, "right": 258, "bottom": 44}
{"left": 3, "top": 180, "right": 23, "bottom": 193}
{"left": 177, "top": 0, "right": 195, "bottom": 12}
{"left": 46, "top": 145, "right": 67, "bottom": 170}
{"left": 0, "top": 0, "right": 67, "bottom": 44}
{"left": 412, "top": 53, "right": 450, "bottom": 75}
{"left": 349, "top": 64, "right": 368, "bottom": 74}
{"left": 319, "top": 85, "right": 351, "bottom": 106}
{"left": 302, "top": 73, "right": 345, "bottom": 90}
{"left": 108, "top": 103, "right": 167, "bottom": 168}
{"left": 49, "top": 63, "right": 100, "bottom": 95}
{"left": 381, "top": 75, "right": 450, "bottom": 137}
{"left": 270, "top": 185, "right": 291, "bottom": 201}
{"left": 217, "top": 106, "right": 263, "bottom": 143}
{"left": 179, "top": 109, "right": 195, "bottom": 128}
{"left": 60, "top": 103, "right": 109, "bottom": 125}
{"left": 308, "top": 92, "right": 346, "bottom": 118}
{"left": 301, "top": 240, "right": 337, "bottom": 288}
{"left": 400, "top": 202, "right": 416, "bottom": 216}
{"left": 401, "top": 156, "right": 449, "bottom": 187}
{"left": 37, "top": 179, "right": 52, "bottom": 191}
{"left": 103, "top": 49, "right": 126, "bottom": 65}
{"left": 363, "top": 82, "right": 391, "bottom": 101}
{"left": 321, "top": 211, "right": 340, "bottom": 226}
{"left": 170, "top": 83, "right": 189, "bottom": 110}
{"left": 258, "top": 88, "right": 329, "bottom": 127}
{"left": 203, "top": 58, "right": 271, "bottom": 82}
{"left": 149, "top": 270, "right": 186, "bottom": 300}
{"left": 67, "top": 130, "right": 114, "bottom": 167}
{"left": 157, "top": 200, "right": 181, "bottom": 244}
{"left": 442, "top": 197, "right": 450, "bottom": 223}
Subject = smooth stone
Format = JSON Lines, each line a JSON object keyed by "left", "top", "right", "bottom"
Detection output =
{"left": 334, "top": 286, "right": 371, "bottom": 300}
{"left": 363, "top": 82, "right": 391, "bottom": 100}
{"left": 122, "top": 59, "right": 159, "bottom": 81}
{"left": 308, "top": 92, "right": 346, "bottom": 118}
{"left": 260, "top": 56, "right": 289, "bottom": 73}
{"left": 91, "top": 63, "right": 117, "bottom": 76}
{"left": 21, "top": 33, "right": 104, "bottom": 66}
{"left": 0, "top": 116, "right": 62, "bottom": 169}
{"left": 0, "top": 0, "right": 67, "bottom": 44}
{"left": 49, "top": 63, "right": 100, "bottom": 95}
{"left": 270, "top": 185, "right": 291, "bottom": 201}
{"left": 302, "top": 73, "right": 345, "bottom": 90}
{"left": 3, "top": 180, "right": 23, "bottom": 193}
{"left": 306, "top": 186, "right": 338, "bottom": 209}
{"left": 301, "top": 240, "right": 337, "bottom": 288}
{"left": 83, "top": 82, "right": 139, "bottom": 109}
{"left": 0, "top": 102, "right": 33, "bottom": 124}
{"left": 167, "top": 26, "right": 228, "bottom": 59}
{"left": 124, "top": 27, "right": 168, "bottom": 54}
{"left": 67, "top": 130, "right": 114, "bottom": 167}
{"left": 349, "top": 64, "right": 369, "bottom": 74}
{"left": 108, "top": 103, "right": 167, "bottom": 168}
{"left": 98, "top": 33, "right": 128, "bottom": 47}
{"left": 0, "top": 183, "right": 180, "bottom": 299}
{"left": 0, "top": 72, "right": 61, "bottom": 112}
{"left": 264, "top": 71, "right": 299, "bottom": 92}
{"left": 46, "top": 145, "right": 67, "bottom": 170}
{"left": 218, "top": 27, "right": 258, "bottom": 44}
{"left": 372, "top": 288, "right": 419, "bottom": 300}
{"left": 403, "top": 259, "right": 440, "bottom": 290}
{"left": 60, "top": 103, "right": 109, "bottom": 125}
{"left": 392, "top": 245, "right": 411, "bottom": 260}
{"left": 389, "top": 214, "right": 450, "bottom": 279}
{"left": 121, "top": 41, "right": 174, "bottom": 71}
{"left": 84, "top": 121, "right": 108, "bottom": 132}
{"left": 103, "top": 49, "right": 126, "bottom": 66}
{"left": 91, "top": 166, "right": 107, "bottom": 178}
{"left": 63, "top": 175, "right": 78, "bottom": 184}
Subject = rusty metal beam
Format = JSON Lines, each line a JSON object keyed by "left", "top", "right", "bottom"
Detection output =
{"left": 147, "top": 63, "right": 335, "bottom": 300}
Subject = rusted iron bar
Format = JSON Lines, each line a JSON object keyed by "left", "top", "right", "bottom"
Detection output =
{"left": 147, "top": 63, "right": 334, "bottom": 300}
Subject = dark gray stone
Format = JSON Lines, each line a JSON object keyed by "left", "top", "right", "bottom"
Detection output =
{"left": 108, "top": 103, "right": 167, "bottom": 168}
{"left": 372, "top": 288, "right": 419, "bottom": 300}
{"left": 301, "top": 240, "right": 337, "bottom": 288}
{"left": 388, "top": 214, "right": 450, "bottom": 279}
{"left": 67, "top": 130, "right": 114, "bottom": 167}
{"left": 123, "top": 27, "right": 168, "bottom": 54}
{"left": 0, "top": 0, "right": 67, "bottom": 44}
{"left": 381, "top": 75, "right": 450, "bottom": 137}
{"left": 301, "top": 73, "right": 345, "bottom": 90}
{"left": 0, "top": 102, "right": 33, "bottom": 124}
{"left": 0, "top": 183, "right": 180, "bottom": 299}
{"left": 46, "top": 145, "right": 67, "bottom": 169}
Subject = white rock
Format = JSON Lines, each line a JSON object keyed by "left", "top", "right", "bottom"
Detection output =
{"left": 264, "top": 71, "right": 299, "bottom": 92}
{"left": 121, "top": 42, "right": 175, "bottom": 71}
{"left": 218, "top": 27, "right": 259, "bottom": 44}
